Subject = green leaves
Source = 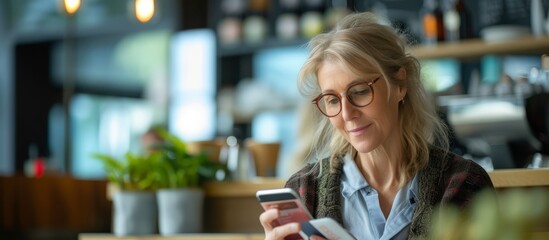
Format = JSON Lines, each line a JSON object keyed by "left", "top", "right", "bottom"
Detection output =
{"left": 93, "top": 127, "right": 227, "bottom": 191}
{"left": 93, "top": 152, "right": 159, "bottom": 191}
{"left": 429, "top": 188, "right": 549, "bottom": 240}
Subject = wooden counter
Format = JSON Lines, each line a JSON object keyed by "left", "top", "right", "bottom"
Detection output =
{"left": 0, "top": 175, "right": 111, "bottom": 236}
{"left": 200, "top": 168, "right": 549, "bottom": 233}
{"left": 104, "top": 168, "right": 549, "bottom": 233}
{"left": 79, "top": 168, "right": 549, "bottom": 239}
{"left": 79, "top": 233, "right": 264, "bottom": 240}
{"left": 488, "top": 168, "right": 549, "bottom": 188}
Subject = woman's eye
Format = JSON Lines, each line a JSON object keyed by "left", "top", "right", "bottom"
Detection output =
{"left": 350, "top": 86, "right": 371, "bottom": 96}
{"left": 325, "top": 96, "right": 340, "bottom": 105}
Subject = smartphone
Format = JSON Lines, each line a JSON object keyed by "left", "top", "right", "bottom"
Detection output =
{"left": 256, "top": 188, "right": 313, "bottom": 225}
{"left": 300, "top": 218, "right": 356, "bottom": 240}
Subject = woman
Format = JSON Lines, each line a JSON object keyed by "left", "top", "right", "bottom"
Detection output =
{"left": 259, "top": 12, "right": 494, "bottom": 240}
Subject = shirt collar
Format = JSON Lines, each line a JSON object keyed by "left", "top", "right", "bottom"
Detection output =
{"left": 341, "top": 154, "right": 370, "bottom": 197}
{"left": 341, "top": 153, "right": 420, "bottom": 202}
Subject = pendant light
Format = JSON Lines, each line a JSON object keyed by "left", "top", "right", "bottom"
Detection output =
{"left": 134, "top": 0, "right": 156, "bottom": 23}
{"left": 62, "top": 0, "right": 81, "bottom": 15}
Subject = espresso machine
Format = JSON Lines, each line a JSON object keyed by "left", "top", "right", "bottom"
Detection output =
{"left": 525, "top": 93, "right": 549, "bottom": 168}
{"left": 442, "top": 95, "right": 537, "bottom": 170}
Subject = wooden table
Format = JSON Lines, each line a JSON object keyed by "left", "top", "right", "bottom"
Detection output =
{"left": 79, "top": 233, "right": 265, "bottom": 240}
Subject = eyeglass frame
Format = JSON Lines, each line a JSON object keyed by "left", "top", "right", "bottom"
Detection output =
{"left": 312, "top": 76, "right": 381, "bottom": 117}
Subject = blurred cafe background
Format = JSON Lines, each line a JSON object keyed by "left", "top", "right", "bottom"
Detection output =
{"left": 1, "top": 0, "right": 549, "bottom": 239}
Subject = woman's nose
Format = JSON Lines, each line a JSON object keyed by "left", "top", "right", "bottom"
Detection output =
{"left": 340, "top": 97, "right": 358, "bottom": 120}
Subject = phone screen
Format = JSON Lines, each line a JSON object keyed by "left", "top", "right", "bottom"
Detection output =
{"left": 261, "top": 198, "right": 311, "bottom": 225}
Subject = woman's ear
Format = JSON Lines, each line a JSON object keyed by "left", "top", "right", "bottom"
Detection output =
{"left": 396, "top": 68, "right": 407, "bottom": 101}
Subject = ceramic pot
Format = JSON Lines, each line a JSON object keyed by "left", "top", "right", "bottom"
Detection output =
{"left": 113, "top": 190, "right": 157, "bottom": 236}
{"left": 157, "top": 188, "right": 204, "bottom": 235}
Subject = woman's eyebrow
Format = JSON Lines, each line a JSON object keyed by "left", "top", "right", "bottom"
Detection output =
{"left": 347, "top": 76, "right": 377, "bottom": 86}
{"left": 319, "top": 75, "right": 379, "bottom": 93}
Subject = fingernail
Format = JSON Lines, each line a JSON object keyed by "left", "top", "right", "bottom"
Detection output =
{"left": 292, "top": 223, "right": 300, "bottom": 231}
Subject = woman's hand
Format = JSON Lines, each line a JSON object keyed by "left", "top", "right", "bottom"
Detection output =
{"left": 259, "top": 208, "right": 301, "bottom": 240}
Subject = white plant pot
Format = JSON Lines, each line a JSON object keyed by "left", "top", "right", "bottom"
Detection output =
{"left": 157, "top": 188, "right": 204, "bottom": 235}
{"left": 113, "top": 190, "right": 157, "bottom": 236}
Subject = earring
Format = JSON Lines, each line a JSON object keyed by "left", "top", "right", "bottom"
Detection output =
{"left": 400, "top": 98, "right": 405, "bottom": 105}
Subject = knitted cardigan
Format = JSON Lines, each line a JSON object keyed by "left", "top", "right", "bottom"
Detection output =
{"left": 284, "top": 146, "right": 494, "bottom": 239}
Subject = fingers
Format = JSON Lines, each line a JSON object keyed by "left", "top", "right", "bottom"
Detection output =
{"left": 259, "top": 208, "right": 279, "bottom": 231}
{"left": 260, "top": 209, "right": 302, "bottom": 240}
{"left": 268, "top": 222, "right": 301, "bottom": 240}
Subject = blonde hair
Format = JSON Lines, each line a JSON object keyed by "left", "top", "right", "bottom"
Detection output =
{"left": 286, "top": 101, "right": 321, "bottom": 175}
{"left": 297, "top": 12, "right": 449, "bottom": 187}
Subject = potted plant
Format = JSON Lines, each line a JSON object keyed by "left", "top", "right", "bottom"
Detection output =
{"left": 94, "top": 152, "right": 161, "bottom": 236}
{"left": 96, "top": 127, "right": 227, "bottom": 235}
{"left": 144, "top": 127, "right": 227, "bottom": 235}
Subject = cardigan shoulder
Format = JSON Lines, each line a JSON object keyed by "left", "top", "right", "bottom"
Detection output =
{"left": 420, "top": 147, "right": 494, "bottom": 207}
{"left": 284, "top": 159, "right": 323, "bottom": 216}
{"left": 410, "top": 147, "right": 495, "bottom": 239}
{"left": 285, "top": 160, "right": 321, "bottom": 193}
{"left": 284, "top": 157, "right": 343, "bottom": 220}
{"left": 439, "top": 149, "right": 495, "bottom": 208}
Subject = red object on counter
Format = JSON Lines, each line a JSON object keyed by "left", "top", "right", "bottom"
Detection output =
{"left": 34, "top": 157, "right": 45, "bottom": 178}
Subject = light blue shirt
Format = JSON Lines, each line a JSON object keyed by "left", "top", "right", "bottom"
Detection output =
{"left": 340, "top": 154, "right": 419, "bottom": 240}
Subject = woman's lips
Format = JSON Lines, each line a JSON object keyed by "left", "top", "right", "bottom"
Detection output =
{"left": 348, "top": 124, "right": 370, "bottom": 137}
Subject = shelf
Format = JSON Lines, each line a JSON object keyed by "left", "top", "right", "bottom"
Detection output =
{"left": 218, "top": 35, "right": 549, "bottom": 60}
{"left": 411, "top": 35, "right": 549, "bottom": 60}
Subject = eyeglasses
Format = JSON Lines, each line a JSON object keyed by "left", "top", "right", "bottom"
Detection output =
{"left": 312, "top": 77, "right": 380, "bottom": 117}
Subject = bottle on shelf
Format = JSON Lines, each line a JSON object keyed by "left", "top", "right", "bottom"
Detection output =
{"left": 531, "top": 0, "right": 546, "bottom": 37}
{"left": 242, "top": 0, "right": 269, "bottom": 43}
{"left": 325, "top": 0, "right": 350, "bottom": 31}
{"left": 217, "top": 0, "right": 247, "bottom": 45}
{"left": 276, "top": 13, "right": 300, "bottom": 40}
{"left": 276, "top": 0, "right": 301, "bottom": 40}
{"left": 243, "top": 15, "right": 268, "bottom": 43}
{"left": 301, "top": 11, "right": 324, "bottom": 38}
{"left": 299, "top": 0, "right": 326, "bottom": 38}
{"left": 217, "top": 18, "right": 242, "bottom": 45}
{"left": 421, "top": 0, "right": 445, "bottom": 45}
{"left": 455, "top": 0, "right": 472, "bottom": 40}
{"left": 442, "top": 0, "right": 460, "bottom": 42}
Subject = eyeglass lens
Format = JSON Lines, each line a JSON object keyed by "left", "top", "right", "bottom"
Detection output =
{"left": 317, "top": 82, "right": 373, "bottom": 117}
